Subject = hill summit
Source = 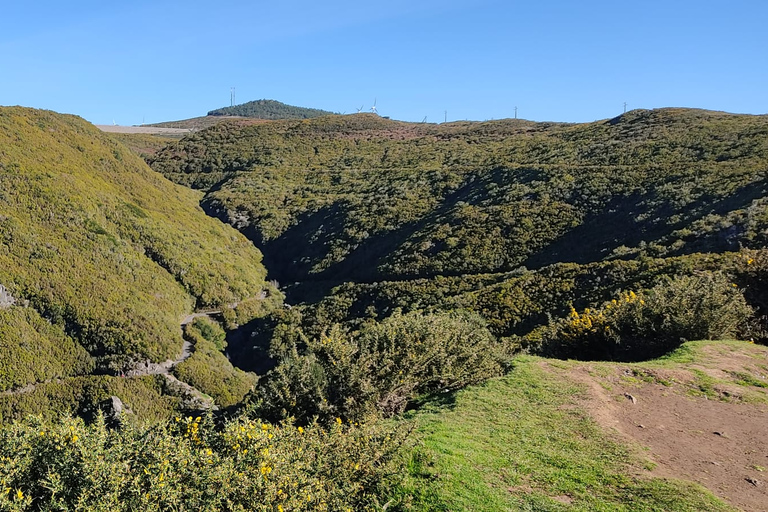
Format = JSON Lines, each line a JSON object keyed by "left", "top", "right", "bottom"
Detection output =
{"left": 207, "top": 99, "right": 335, "bottom": 119}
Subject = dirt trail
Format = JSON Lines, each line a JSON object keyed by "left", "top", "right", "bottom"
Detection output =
{"left": 1, "top": 309, "right": 222, "bottom": 396}
{"left": 544, "top": 342, "right": 768, "bottom": 512}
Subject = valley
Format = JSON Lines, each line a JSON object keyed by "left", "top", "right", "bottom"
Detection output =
{"left": 0, "top": 104, "right": 766, "bottom": 510}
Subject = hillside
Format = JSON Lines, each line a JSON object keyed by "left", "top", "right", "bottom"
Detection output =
{"left": 0, "top": 107, "right": 272, "bottom": 421}
{"left": 149, "top": 109, "right": 768, "bottom": 289}
{"left": 207, "top": 99, "right": 336, "bottom": 119}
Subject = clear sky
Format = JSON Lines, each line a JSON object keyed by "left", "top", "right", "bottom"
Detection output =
{"left": 1, "top": 0, "right": 766, "bottom": 125}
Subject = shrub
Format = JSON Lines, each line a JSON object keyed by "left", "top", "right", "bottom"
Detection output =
{"left": 254, "top": 310, "right": 506, "bottom": 422}
{"left": 0, "top": 413, "right": 407, "bottom": 511}
{"left": 534, "top": 272, "right": 753, "bottom": 361}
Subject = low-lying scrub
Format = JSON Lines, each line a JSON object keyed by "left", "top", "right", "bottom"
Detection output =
{"left": 0, "top": 413, "right": 405, "bottom": 511}
{"left": 531, "top": 272, "right": 753, "bottom": 360}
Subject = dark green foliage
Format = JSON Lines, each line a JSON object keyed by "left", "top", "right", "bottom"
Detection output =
{"left": 173, "top": 318, "right": 256, "bottom": 408}
{"left": 151, "top": 109, "right": 768, "bottom": 286}
{"left": 207, "top": 99, "right": 335, "bottom": 119}
{"left": 255, "top": 310, "right": 506, "bottom": 422}
{"left": 532, "top": 272, "right": 753, "bottom": 361}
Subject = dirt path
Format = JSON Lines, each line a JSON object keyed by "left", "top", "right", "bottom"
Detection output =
{"left": 1, "top": 309, "right": 223, "bottom": 396}
{"left": 543, "top": 342, "right": 768, "bottom": 512}
{"left": 96, "top": 125, "right": 193, "bottom": 135}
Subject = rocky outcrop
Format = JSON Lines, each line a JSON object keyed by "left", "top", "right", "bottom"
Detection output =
{"left": 0, "top": 285, "right": 15, "bottom": 308}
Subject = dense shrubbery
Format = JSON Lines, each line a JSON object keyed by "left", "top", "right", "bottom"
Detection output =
{"left": 151, "top": 109, "right": 768, "bottom": 284}
{"left": 173, "top": 318, "right": 256, "bottom": 408}
{"left": 531, "top": 272, "right": 753, "bottom": 360}
{"left": 0, "top": 413, "right": 405, "bottom": 511}
{"left": 208, "top": 99, "right": 335, "bottom": 119}
{"left": 0, "top": 308, "right": 93, "bottom": 392}
{"left": 0, "top": 107, "right": 269, "bottom": 369}
{"left": 253, "top": 310, "right": 506, "bottom": 422}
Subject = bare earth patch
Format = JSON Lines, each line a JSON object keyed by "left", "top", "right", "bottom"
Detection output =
{"left": 543, "top": 342, "right": 768, "bottom": 512}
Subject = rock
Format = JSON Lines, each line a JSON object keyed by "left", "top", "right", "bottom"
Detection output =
{"left": 0, "top": 284, "right": 16, "bottom": 308}
{"left": 624, "top": 392, "right": 637, "bottom": 404}
{"left": 101, "top": 396, "right": 132, "bottom": 425}
{"left": 746, "top": 477, "right": 760, "bottom": 487}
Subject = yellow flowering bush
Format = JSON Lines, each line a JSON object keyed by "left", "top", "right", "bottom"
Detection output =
{"left": 533, "top": 272, "right": 753, "bottom": 360}
{"left": 0, "top": 413, "right": 406, "bottom": 511}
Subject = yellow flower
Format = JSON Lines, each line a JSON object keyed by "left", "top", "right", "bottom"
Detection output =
{"left": 335, "top": 417, "right": 342, "bottom": 425}
{"left": 297, "top": 426, "right": 304, "bottom": 434}
{"left": 15, "top": 489, "right": 23, "bottom": 501}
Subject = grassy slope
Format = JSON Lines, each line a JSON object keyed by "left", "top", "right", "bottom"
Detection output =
{"left": 0, "top": 107, "right": 271, "bottom": 418}
{"left": 395, "top": 343, "right": 750, "bottom": 511}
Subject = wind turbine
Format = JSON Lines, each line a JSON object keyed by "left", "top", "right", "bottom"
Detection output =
{"left": 356, "top": 105, "right": 364, "bottom": 114}
{"left": 370, "top": 98, "right": 378, "bottom": 115}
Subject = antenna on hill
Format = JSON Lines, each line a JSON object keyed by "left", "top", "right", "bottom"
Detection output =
{"left": 370, "top": 98, "right": 378, "bottom": 115}
{"left": 422, "top": 116, "right": 427, "bottom": 123}
{"left": 231, "top": 87, "right": 236, "bottom": 107}
{"left": 514, "top": 106, "right": 518, "bottom": 119}
{"left": 357, "top": 105, "right": 364, "bottom": 114}
{"left": 623, "top": 102, "right": 627, "bottom": 113}
{"left": 445, "top": 110, "right": 447, "bottom": 123}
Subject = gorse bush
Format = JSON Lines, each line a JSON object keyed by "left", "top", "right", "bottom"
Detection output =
{"left": 533, "top": 272, "right": 753, "bottom": 361}
{"left": 254, "top": 310, "right": 506, "bottom": 422}
{"left": 0, "top": 413, "right": 406, "bottom": 511}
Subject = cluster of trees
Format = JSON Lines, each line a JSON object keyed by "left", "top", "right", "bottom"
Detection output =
{"left": 207, "top": 99, "right": 335, "bottom": 119}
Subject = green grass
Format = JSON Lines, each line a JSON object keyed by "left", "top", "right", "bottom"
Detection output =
{"left": 393, "top": 356, "right": 734, "bottom": 511}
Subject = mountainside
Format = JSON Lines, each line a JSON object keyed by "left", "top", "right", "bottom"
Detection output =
{"left": 2, "top": 105, "right": 767, "bottom": 510}
{"left": 150, "top": 109, "right": 768, "bottom": 290}
{"left": 0, "top": 107, "right": 272, "bottom": 420}
{"left": 207, "top": 99, "right": 336, "bottom": 119}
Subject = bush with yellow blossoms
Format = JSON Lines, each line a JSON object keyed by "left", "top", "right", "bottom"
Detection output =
{"left": 0, "top": 412, "right": 406, "bottom": 511}
{"left": 531, "top": 272, "right": 753, "bottom": 361}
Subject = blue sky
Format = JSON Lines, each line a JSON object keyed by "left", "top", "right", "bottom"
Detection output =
{"left": 1, "top": 0, "right": 766, "bottom": 125}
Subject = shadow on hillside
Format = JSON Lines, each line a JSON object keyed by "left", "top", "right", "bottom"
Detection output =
{"left": 224, "top": 317, "right": 276, "bottom": 375}
{"left": 234, "top": 176, "right": 485, "bottom": 303}
{"left": 524, "top": 180, "right": 767, "bottom": 269}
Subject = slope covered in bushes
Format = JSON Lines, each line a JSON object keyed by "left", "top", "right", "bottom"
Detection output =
{"left": 150, "top": 109, "right": 768, "bottom": 288}
{"left": 0, "top": 107, "right": 270, "bottom": 411}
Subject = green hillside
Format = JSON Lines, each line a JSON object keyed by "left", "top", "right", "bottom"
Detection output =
{"left": 0, "top": 107, "right": 271, "bottom": 419}
{"left": 2, "top": 105, "right": 767, "bottom": 510}
{"left": 207, "top": 99, "right": 335, "bottom": 119}
{"left": 150, "top": 109, "right": 768, "bottom": 287}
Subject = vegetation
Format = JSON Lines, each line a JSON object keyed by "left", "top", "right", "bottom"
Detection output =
{"left": 394, "top": 354, "right": 735, "bottom": 511}
{"left": 253, "top": 310, "right": 507, "bottom": 423}
{"left": 2, "top": 105, "right": 768, "bottom": 509}
{"left": 0, "top": 413, "right": 405, "bottom": 511}
{"left": 150, "top": 109, "right": 768, "bottom": 287}
{"left": 529, "top": 272, "right": 753, "bottom": 360}
{"left": 0, "top": 375, "right": 180, "bottom": 425}
{"left": 207, "top": 99, "right": 336, "bottom": 119}
{"left": 0, "top": 107, "right": 275, "bottom": 426}
{"left": 173, "top": 318, "right": 256, "bottom": 408}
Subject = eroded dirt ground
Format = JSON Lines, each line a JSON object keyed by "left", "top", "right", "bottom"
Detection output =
{"left": 545, "top": 342, "right": 768, "bottom": 512}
